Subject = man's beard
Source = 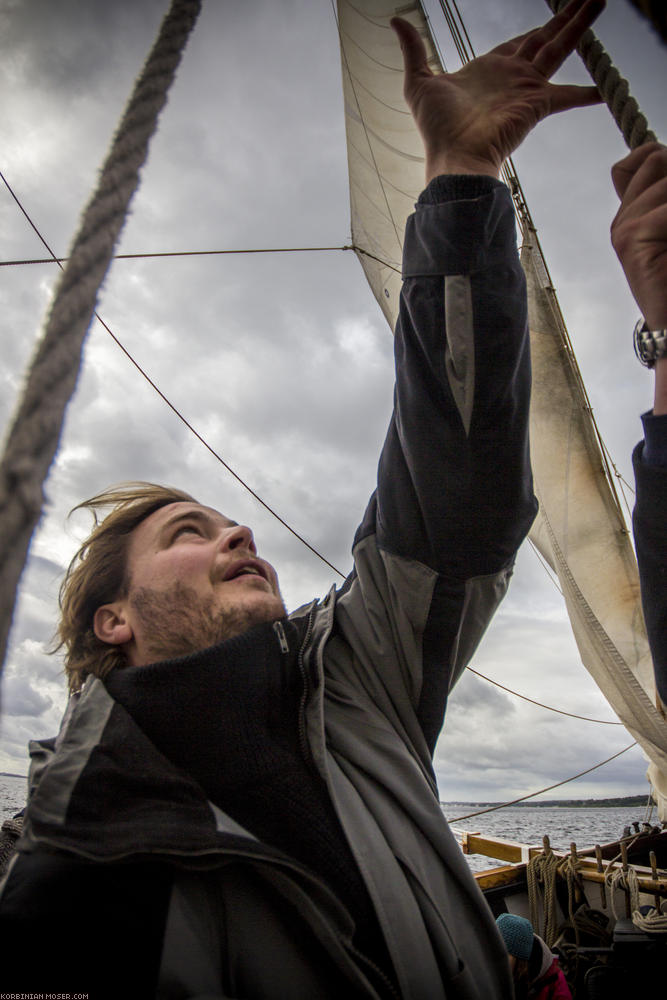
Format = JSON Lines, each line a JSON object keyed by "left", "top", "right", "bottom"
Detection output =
{"left": 129, "top": 582, "right": 286, "bottom": 663}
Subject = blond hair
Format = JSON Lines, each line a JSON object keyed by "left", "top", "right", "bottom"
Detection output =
{"left": 58, "top": 482, "right": 197, "bottom": 692}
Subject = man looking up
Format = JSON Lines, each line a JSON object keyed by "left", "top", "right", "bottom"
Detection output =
{"left": 0, "top": 2, "right": 605, "bottom": 997}
{"left": 90, "top": 499, "right": 287, "bottom": 668}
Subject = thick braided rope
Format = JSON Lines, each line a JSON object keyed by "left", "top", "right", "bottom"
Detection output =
{"left": 614, "top": 865, "right": 667, "bottom": 934}
{"left": 605, "top": 866, "right": 640, "bottom": 921}
{"left": 528, "top": 849, "right": 561, "bottom": 945}
{"left": 606, "top": 865, "right": 667, "bottom": 932}
{"left": 632, "top": 900, "right": 667, "bottom": 933}
{"left": 558, "top": 853, "right": 584, "bottom": 947}
{"left": 548, "top": 0, "right": 658, "bottom": 149}
{"left": 0, "top": 0, "right": 201, "bottom": 682}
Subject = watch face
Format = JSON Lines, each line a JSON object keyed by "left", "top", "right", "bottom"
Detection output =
{"left": 634, "top": 319, "right": 667, "bottom": 368}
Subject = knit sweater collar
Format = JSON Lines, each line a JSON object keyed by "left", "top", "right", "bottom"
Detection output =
{"left": 104, "top": 618, "right": 302, "bottom": 804}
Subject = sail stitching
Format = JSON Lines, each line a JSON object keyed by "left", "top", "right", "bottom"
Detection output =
{"left": 334, "top": 0, "right": 411, "bottom": 253}
{"left": 522, "top": 232, "right": 630, "bottom": 534}
{"left": 540, "top": 504, "right": 666, "bottom": 741}
{"left": 345, "top": 67, "right": 413, "bottom": 115}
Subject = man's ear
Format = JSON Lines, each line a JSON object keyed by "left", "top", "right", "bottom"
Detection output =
{"left": 93, "top": 604, "right": 133, "bottom": 646}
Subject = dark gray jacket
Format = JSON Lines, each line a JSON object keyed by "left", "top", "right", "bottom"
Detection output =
{"left": 633, "top": 434, "right": 667, "bottom": 705}
{"left": 0, "top": 175, "right": 537, "bottom": 999}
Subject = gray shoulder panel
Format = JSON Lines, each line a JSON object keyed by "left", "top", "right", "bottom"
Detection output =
{"left": 25, "top": 678, "right": 114, "bottom": 828}
{"left": 448, "top": 566, "right": 514, "bottom": 692}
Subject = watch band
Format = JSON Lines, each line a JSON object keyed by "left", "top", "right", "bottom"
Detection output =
{"left": 634, "top": 317, "right": 667, "bottom": 369}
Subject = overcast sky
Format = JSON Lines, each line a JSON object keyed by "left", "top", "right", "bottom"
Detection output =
{"left": 1, "top": 0, "right": 665, "bottom": 808}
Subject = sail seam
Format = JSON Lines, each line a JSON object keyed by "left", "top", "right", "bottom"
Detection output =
{"left": 541, "top": 505, "right": 666, "bottom": 743}
{"left": 335, "top": 0, "right": 414, "bottom": 254}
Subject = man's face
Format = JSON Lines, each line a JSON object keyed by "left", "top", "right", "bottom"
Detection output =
{"left": 95, "top": 502, "right": 286, "bottom": 665}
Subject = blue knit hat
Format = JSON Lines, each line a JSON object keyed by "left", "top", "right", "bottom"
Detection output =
{"left": 496, "top": 914, "right": 534, "bottom": 960}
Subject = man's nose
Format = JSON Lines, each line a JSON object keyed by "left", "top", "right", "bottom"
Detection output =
{"left": 219, "top": 524, "right": 257, "bottom": 555}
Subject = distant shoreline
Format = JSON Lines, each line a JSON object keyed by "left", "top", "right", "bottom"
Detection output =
{"left": 442, "top": 795, "right": 648, "bottom": 809}
{"left": 0, "top": 773, "right": 648, "bottom": 809}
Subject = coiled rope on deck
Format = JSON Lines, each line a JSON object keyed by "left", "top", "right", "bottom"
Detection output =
{"left": 605, "top": 864, "right": 667, "bottom": 933}
{"left": 0, "top": 0, "right": 201, "bottom": 680}
{"left": 528, "top": 845, "right": 561, "bottom": 946}
{"left": 546, "top": 0, "right": 658, "bottom": 148}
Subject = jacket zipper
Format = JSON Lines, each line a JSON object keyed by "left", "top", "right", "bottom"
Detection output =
{"left": 346, "top": 942, "right": 401, "bottom": 1000}
{"left": 276, "top": 610, "right": 396, "bottom": 997}
{"left": 273, "top": 615, "right": 315, "bottom": 769}
{"left": 297, "top": 607, "right": 316, "bottom": 766}
{"left": 272, "top": 619, "right": 289, "bottom": 653}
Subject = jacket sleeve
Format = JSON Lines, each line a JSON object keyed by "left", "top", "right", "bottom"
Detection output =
{"left": 632, "top": 433, "right": 667, "bottom": 706}
{"left": 334, "top": 175, "right": 537, "bottom": 753}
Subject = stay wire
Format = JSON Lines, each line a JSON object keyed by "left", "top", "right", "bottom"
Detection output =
{"left": 446, "top": 741, "right": 638, "bottom": 822}
{"left": 0, "top": 170, "right": 347, "bottom": 581}
{"left": 466, "top": 666, "right": 624, "bottom": 725}
{"left": 0, "top": 246, "right": 355, "bottom": 267}
{"left": 0, "top": 243, "right": 402, "bottom": 275}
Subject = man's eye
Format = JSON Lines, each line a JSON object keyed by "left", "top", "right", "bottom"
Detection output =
{"left": 172, "top": 525, "right": 201, "bottom": 540}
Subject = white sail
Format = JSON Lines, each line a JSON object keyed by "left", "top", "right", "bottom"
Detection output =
{"left": 336, "top": 0, "right": 667, "bottom": 818}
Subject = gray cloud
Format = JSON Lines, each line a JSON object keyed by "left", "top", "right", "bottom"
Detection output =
{"left": 2, "top": 675, "right": 52, "bottom": 718}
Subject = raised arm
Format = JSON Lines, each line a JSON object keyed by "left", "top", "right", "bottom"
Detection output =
{"left": 610, "top": 141, "right": 667, "bottom": 705}
{"left": 374, "top": 0, "right": 605, "bottom": 577}
{"left": 341, "top": 1, "right": 606, "bottom": 752}
{"left": 611, "top": 143, "right": 667, "bottom": 413}
{"left": 392, "top": 0, "right": 603, "bottom": 183}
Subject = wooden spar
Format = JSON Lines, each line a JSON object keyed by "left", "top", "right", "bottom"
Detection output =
{"left": 459, "top": 830, "right": 667, "bottom": 897}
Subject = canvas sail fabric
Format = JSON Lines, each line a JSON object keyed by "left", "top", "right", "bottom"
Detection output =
{"left": 336, "top": 0, "right": 667, "bottom": 818}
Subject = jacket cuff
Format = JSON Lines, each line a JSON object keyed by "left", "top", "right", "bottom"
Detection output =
{"left": 404, "top": 179, "right": 516, "bottom": 277}
{"left": 640, "top": 410, "right": 667, "bottom": 467}
{"left": 417, "top": 174, "right": 504, "bottom": 205}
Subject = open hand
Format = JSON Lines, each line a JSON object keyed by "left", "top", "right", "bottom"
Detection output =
{"left": 611, "top": 143, "right": 667, "bottom": 331}
{"left": 391, "top": 0, "right": 604, "bottom": 182}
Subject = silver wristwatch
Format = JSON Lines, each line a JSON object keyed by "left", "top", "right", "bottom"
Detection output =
{"left": 634, "top": 317, "right": 667, "bottom": 369}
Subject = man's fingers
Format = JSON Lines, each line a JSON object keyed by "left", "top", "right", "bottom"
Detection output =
{"left": 615, "top": 180, "right": 667, "bottom": 231}
{"left": 491, "top": 28, "right": 542, "bottom": 59}
{"left": 513, "top": 0, "right": 591, "bottom": 63}
{"left": 611, "top": 142, "right": 666, "bottom": 200}
{"left": 547, "top": 82, "right": 602, "bottom": 115}
{"left": 531, "top": 0, "right": 605, "bottom": 78}
{"left": 490, "top": 0, "right": 599, "bottom": 62}
{"left": 390, "top": 17, "right": 432, "bottom": 80}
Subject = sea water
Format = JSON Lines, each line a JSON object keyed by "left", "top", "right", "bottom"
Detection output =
{"left": 2, "top": 772, "right": 654, "bottom": 874}
{"left": 445, "top": 802, "right": 655, "bottom": 872}
{"left": 1, "top": 773, "right": 29, "bottom": 821}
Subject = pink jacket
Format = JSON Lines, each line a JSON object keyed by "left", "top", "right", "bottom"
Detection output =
{"left": 530, "top": 938, "right": 572, "bottom": 999}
